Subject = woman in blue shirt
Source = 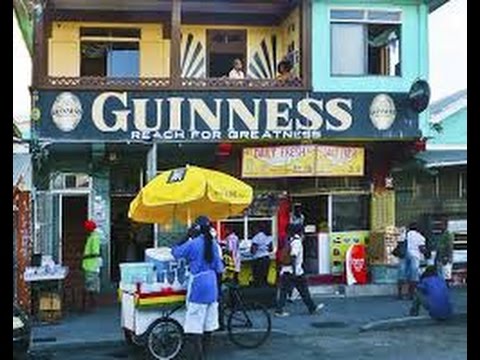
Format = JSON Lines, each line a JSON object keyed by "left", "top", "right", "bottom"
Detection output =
{"left": 172, "top": 216, "right": 224, "bottom": 360}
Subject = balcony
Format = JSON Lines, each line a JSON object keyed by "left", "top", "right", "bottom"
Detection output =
{"left": 36, "top": 0, "right": 311, "bottom": 91}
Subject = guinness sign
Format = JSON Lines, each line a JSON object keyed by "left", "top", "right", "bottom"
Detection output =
{"left": 33, "top": 90, "right": 420, "bottom": 142}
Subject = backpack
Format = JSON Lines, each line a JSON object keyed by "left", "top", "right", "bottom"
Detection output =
{"left": 279, "top": 239, "right": 292, "bottom": 266}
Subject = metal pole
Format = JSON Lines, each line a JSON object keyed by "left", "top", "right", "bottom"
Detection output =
{"left": 147, "top": 143, "right": 158, "bottom": 246}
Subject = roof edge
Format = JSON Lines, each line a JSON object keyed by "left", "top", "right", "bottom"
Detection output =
{"left": 429, "top": 0, "right": 450, "bottom": 13}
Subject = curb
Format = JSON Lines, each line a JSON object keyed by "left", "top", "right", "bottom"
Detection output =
{"left": 31, "top": 328, "right": 288, "bottom": 353}
{"left": 359, "top": 312, "right": 467, "bottom": 332}
{"left": 31, "top": 339, "right": 125, "bottom": 353}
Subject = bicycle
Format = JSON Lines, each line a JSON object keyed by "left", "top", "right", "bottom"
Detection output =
{"left": 142, "top": 280, "right": 272, "bottom": 359}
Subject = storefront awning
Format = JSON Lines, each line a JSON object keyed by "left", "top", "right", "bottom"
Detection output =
{"left": 415, "top": 150, "right": 467, "bottom": 168}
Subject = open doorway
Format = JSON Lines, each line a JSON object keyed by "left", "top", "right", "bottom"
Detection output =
{"left": 61, "top": 195, "right": 89, "bottom": 311}
{"left": 110, "top": 196, "right": 153, "bottom": 282}
{"left": 207, "top": 29, "right": 246, "bottom": 77}
{"left": 291, "top": 195, "right": 329, "bottom": 275}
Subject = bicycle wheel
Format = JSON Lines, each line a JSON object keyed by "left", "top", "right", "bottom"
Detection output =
{"left": 146, "top": 318, "right": 184, "bottom": 360}
{"left": 227, "top": 302, "right": 271, "bottom": 349}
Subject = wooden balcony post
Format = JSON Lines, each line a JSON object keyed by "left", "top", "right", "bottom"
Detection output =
{"left": 170, "top": 0, "right": 182, "bottom": 87}
{"left": 301, "top": 0, "right": 312, "bottom": 90}
{"left": 32, "top": 2, "right": 50, "bottom": 87}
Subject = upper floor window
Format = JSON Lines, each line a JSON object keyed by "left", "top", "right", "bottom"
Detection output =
{"left": 206, "top": 30, "right": 247, "bottom": 78}
{"left": 330, "top": 9, "right": 401, "bottom": 77}
{"left": 80, "top": 27, "right": 140, "bottom": 78}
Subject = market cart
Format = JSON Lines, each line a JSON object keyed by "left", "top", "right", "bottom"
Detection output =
{"left": 120, "top": 282, "right": 187, "bottom": 359}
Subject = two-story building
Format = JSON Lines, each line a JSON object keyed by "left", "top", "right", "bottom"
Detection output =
{"left": 29, "top": 0, "right": 448, "bottom": 308}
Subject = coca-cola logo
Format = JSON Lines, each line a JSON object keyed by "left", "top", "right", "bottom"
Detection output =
{"left": 351, "top": 258, "right": 365, "bottom": 272}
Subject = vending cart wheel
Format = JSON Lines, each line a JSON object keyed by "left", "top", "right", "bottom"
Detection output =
{"left": 146, "top": 318, "right": 184, "bottom": 360}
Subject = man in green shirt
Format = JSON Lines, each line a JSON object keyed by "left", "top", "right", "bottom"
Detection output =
{"left": 435, "top": 219, "right": 453, "bottom": 284}
{"left": 82, "top": 220, "right": 102, "bottom": 311}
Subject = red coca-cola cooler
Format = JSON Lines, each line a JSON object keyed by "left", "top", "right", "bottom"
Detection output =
{"left": 345, "top": 244, "right": 368, "bottom": 285}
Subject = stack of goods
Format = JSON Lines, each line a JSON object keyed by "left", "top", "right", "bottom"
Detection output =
{"left": 119, "top": 248, "right": 189, "bottom": 307}
{"left": 369, "top": 226, "right": 402, "bottom": 284}
{"left": 384, "top": 226, "right": 401, "bottom": 265}
{"left": 38, "top": 292, "right": 62, "bottom": 323}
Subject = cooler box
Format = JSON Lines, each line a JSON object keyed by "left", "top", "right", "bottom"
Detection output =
{"left": 120, "top": 262, "right": 156, "bottom": 285}
{"left": 145, "top": 248, "right": 188, "bottom": 286}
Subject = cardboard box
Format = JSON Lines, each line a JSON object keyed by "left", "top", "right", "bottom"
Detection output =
{"left": 39, "top": 292, "right": 62, "bottom": 311}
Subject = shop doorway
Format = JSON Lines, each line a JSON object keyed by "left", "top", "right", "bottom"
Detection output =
{"left": 291, "top": 195, "right": 329, "bottom": 275}
{"left": 110, "top": 196, "right": 153, "bottom": 282}
{"left": 61, "top": 195, "right": 89, "bottom": 311}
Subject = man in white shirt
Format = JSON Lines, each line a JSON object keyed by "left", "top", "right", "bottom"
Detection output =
{"left": 290, "top": 203, "right": 305, "bottom": 229}
{"left": 251, "top": 224, "right": 273, "bottom": 287}
{"left": 228, "top": 59, "right": 245, "bottom": 79}
{"left": 275, "top": 224, "right": 324, "bottom": 316}
{"left": 405, "top": 222, "right": 427, "bottom": 299}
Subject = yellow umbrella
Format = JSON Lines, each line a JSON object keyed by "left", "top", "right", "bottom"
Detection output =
{"left": 128, "top": 165, "right": 253, "bottom": 225}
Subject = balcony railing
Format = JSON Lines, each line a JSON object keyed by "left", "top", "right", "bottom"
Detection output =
{"left": 39, "top": 76, "right": 305, "bottom": 91}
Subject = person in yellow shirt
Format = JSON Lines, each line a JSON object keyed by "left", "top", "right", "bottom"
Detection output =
{"left": 82, "top": 220, "right": 102, "bottom": 311}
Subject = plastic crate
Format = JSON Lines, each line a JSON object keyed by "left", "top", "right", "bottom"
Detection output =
{"left": 120, "top": 262, "right": 155, "bottom": 284}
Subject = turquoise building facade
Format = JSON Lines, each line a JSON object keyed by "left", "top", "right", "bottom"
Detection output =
{"left": 312, "top": 0, "right": 433, "bottom": 128}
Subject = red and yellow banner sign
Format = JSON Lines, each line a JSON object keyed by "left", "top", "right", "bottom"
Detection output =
{"left": 316, "top": 146, "right": 364, "bottom": 177}
{"left": 242, "top": 145, "right": 316, "bottom": 178}
{"left": 242, "top": 145, "right": 364, "bottom": 178}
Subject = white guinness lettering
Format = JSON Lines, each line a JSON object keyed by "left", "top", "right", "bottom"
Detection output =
{"left": 297, "top": 98, "right": 324, "bottom": 131}
{"left": 325, "top": 98, "right": 353, "bottom": 131}
{"left": 168, "top": 97, "right": 184, "bottom": 131}
{"left": 227, "top": 99, "right": 261, "bottom": 131}
{"left": 133, "top": 99, "right": 163, "bottom": 131}
{"left": 68, "top": 91, "right": 362, "bottom": 141}
{"left": 266, "top": 99, "right": 293, "bottom": 131}
{"left": 189, "top": 99, "right": 222, "bottom": 131}
{"left": 92, "top": 92, "right": 129, "bottom": 132}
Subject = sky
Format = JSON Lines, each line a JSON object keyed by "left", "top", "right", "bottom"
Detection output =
{"left": 12, "top": 0, "right": 467, "bottom": 128}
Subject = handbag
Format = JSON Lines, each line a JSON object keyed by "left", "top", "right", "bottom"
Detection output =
{"left": 392, "top": 241, "right": 407, "bottom": 258}
{"left": 392, "top": 231, "right": 408, "bottom": 259}
{"left": 420, "top": 245, "right": 432, "bottom": 260}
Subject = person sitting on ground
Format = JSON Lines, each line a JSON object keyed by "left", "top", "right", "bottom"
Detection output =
{"left": 409, "top": 265, "right": 453, "bottom": 320}
{"left": 228, "top": 58, "right": 245, "bottom": 79}
{"left": 275, "top": 224, "right": 324, "bottom": 317}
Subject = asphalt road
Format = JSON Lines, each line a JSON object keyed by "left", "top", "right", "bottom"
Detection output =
{"left": 30, "top": 319, "right": 467, "bottom": 360}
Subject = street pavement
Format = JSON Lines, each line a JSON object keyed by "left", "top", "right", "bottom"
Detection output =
{"left": 30, "top": 319, "right": 467, "bottom": 360}
{"left": 29, "top": 288, "right": 467, "bottom": 359}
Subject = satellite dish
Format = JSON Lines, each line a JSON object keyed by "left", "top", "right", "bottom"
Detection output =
{"left": 408, "top": 80, "right": 431, "bottom": 113}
